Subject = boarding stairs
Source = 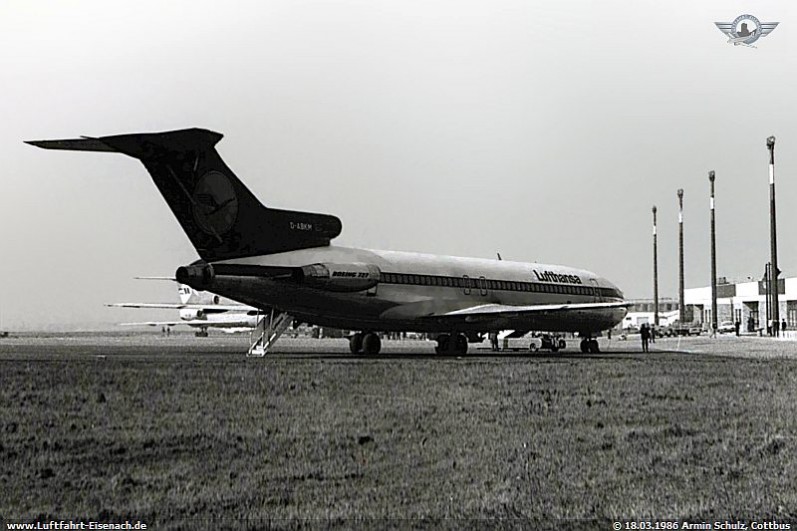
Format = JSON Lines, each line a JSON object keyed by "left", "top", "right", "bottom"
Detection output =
{"left": 248, "top": 309, "right": 294, "bottom": 357}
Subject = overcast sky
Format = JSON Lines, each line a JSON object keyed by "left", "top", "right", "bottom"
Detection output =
{"left": 2, "top": 1, "right": 795, "bottom": 330}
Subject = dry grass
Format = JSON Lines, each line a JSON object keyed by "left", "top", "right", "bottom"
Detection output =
{"left": 2, "top": 334, "right": 797, "bottom": 528}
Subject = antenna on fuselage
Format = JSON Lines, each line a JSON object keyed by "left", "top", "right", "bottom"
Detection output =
{"left": 496, "top": 252, "right": 502, "bottom": 261}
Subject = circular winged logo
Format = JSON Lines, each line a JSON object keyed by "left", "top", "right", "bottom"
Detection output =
{"left": 715, "top": 14, "right": 779, "bottom": 47}
{"left": 192, "top": 171, "right": 238, "bottom": 236}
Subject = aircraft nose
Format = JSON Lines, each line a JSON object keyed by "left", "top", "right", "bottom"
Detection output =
{"left": 602, "top": 278, "right": 625, "bottom": 300}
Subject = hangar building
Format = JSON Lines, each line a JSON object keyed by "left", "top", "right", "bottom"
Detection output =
{"left": 685, "top": 276, "right": 796, "bottom": 332}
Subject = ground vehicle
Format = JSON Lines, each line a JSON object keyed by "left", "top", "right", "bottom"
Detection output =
{"left": 669, "top": 325, "right": 703, "bottom": 336}
{"left": 718, "top": 321, "right": 735, "bottom": 334}
{"left": 658, "top": 326, "right": 675, "bottom": 337}
{"left": 502, "top": 334, "right": 566, "bottom": 353}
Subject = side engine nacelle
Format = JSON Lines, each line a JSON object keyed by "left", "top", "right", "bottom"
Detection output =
{"left": 179, "top": 308, "right": 204, "bottom": 320}
{"left": 298, "top": 263, "right": 381, "bottom": 292}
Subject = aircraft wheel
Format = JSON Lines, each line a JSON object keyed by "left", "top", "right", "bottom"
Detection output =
{"left": 349, "top": 333, "right": 364, "bottom": 354}
{"left": 455, "top": 334, "right": 468, "bottom": 355}
{"left": 529, "top": 343, "right": 538, "bottom": 353}
{"left": 590, "top": 339, "right": 600, "bottom": 353}
{"left": 435, "top": 334, "right": 451, "bottom": 355}
{"left": 362, "top": 333, "right": 381, "bottom": 355}
{"left": 580, "top": 340, "right": 588, "bottom": 353}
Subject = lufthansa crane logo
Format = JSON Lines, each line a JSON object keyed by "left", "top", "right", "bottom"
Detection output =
{"left": 192, "top": 171, "right": 238, "bottom": 236}
{"left": 715, "top": 15, "right": 779, "bottom": 48}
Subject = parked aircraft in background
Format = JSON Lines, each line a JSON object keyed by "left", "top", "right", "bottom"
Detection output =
{"left": 28, "top": 128, "right": 629, "bottom": 356}
{"left": 109, "top": 283, "right": 260, "bottom": 335}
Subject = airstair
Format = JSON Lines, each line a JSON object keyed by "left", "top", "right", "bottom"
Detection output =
{"left": 248, "top": 309, "right": 294, "bottom": 357}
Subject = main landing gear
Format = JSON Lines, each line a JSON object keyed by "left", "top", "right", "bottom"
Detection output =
{"left": 349, "top": 332, "right": 382, "bottom": 355}
{"left": 580, "top": 337, "right": 600, "bottom": 353}
{"left": 435, "top": 333, "right": 468, "bottom": 355}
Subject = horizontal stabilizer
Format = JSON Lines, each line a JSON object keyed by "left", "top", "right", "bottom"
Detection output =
{"left": 24, "top": 137, "right": 117, "bottom": 152}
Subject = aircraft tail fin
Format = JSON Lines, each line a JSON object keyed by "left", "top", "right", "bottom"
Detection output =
{"left": 26, "top": 128, "right": 342, "bottom": 261}
{"left": 178, "top": 284, "right": 219, "bottom": 305}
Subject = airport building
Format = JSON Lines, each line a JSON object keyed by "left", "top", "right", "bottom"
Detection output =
{"left": 621, "top": 299, "right": 680, "bottom": 329}
{"left": 685, "top": 276, "right": 796, "bottom": 332}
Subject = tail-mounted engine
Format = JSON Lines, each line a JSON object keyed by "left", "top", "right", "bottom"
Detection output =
{"left": 297, "top": 263, "right": 381, "bottom": 292}
{"left": 176, "top": 263, "right": 215, "bottom": 291}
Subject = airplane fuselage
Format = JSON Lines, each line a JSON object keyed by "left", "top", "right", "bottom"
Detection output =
{"left": 199, "top": 245, "right": 627, "bottom": 334}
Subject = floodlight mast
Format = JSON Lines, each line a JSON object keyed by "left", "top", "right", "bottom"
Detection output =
{"left": 709, "top": 171, "right": 717, "bottom": 336}
{"left": 767, "top": 136, "right": 779, "bottom": 336}
{"left": 652, "top": 206, "right": 659, "bottom": 326}
{"left": 677, "top": 189, "right": 685, "bottom": 324}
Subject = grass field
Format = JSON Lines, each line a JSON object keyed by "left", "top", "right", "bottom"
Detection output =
{"left": 2, "top": 334, "right": 797, "bottom": 529}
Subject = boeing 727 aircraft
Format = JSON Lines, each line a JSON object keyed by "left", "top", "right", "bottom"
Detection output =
{"left": 110, "top": 283, "right": 260, "bottom": 335}
{"left": 27, "top": 128, "right": 629, "bottom": 356}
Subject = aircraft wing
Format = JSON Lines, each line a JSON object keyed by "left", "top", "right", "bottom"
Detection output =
{"left": 108, "top": 303, "right": 251, "bottom": 312}
{"left": 120, "top": 321, "right": 183, "bottom": 327}
{"left": 442, "top": 300, "right": 630, "bottom": 315}
{"left": 433, "top": 300, "right": 631, "bottom": 320}
{"left": 120, "top": 319, "right": 251, "bottom": 328}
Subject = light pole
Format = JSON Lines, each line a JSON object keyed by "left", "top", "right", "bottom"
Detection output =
{"left": 765, "top": 262, "right": 771, "bottom": 333}
{"left": 709, "top": 171, "right": 717, "bottom": 335}
{"left": 767, "top": 136, "right": 780, "bottom": 336}
{"left": 652, "top": 205, "right": 659, "bottom": 326}
{"left": 678, "top": 189, "right": 685, "bottom": 324}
